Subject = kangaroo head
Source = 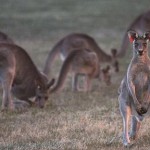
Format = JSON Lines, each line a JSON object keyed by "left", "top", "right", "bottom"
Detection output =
{"left": 128, "top": 30, "right": 150, "bottom": 56}
{"left": 101, "top": 65, "right": 111, "bottom": 85}
{"left": 35, "top": 78, "right": 55, "bottom": 108}
{"left": 111, "top": 48, "right": 119, "bottom": 72}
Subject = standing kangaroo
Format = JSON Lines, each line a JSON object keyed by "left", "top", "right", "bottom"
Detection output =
{"left": 0, "top": 31, "right": 14, "bottom": 44}
{"left": 50, "top": 48, "right": 111, "bottom": 92}
{"left": 118, "top": 10, "right": 150, "bottom": 57}
{"left": 43, "top": 33, "right": 119, "bottom": 75}
{"left": 0, "top": 43, "right": 55, "bottom": 111}
{"left": 118, "top": 30, "right": 150, "bottom": 146}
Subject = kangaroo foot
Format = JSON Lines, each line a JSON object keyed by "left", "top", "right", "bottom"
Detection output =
{"left": 1, "top": 103, "right": 15, "bottom": 112}
{"left": 129, "top": 133, "right": 138, "bottom": 141}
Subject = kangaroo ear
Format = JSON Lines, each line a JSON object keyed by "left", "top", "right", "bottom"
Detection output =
{"left": 47, "top": 78, "right": 55, "bottom": 89}
{"left": 143, "top": 31, "right": 150, "bottom": 41}
{"left": 128, "top": 30, "right": 138, "bottom": 43}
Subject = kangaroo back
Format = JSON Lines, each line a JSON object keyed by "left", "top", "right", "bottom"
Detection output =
{"left": 61, "top": 33, "right": 112, "bottom": 62}
{"left": 61, "top": 33, "right": 118, "bottom": 72}
{"left": 43, "top": 38, "right": 64, "bottom": 75}
{"left": 0, "top": 31, "right": 14, "bottom": 44}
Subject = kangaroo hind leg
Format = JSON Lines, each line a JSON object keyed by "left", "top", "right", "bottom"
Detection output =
{"left": 84, "top": 75, "right": 92, "bottom": 92}
{"left": 72, "top": 73, "right": 80, "bottom": 91}
{"left": 130, "top": 116, "right": 141, "bottom": 140}
{"left": 119, "top": 93, "right": 131, "bottom": 147}
{"left": 1, "top": 70, "right": 15, "bottom": 111}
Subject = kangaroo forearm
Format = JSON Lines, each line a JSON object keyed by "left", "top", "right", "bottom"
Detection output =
{"left": 127, "top": 81, "right": 139, "bottom": 105}
{"left": 145, "top": 89, "right": 150, "bottom": 102}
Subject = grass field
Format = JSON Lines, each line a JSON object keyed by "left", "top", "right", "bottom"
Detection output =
{"left": 0, "top": 0, "right": 150, "bottom": 149}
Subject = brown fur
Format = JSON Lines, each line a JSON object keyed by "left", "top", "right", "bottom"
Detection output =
{"left": 0, "top": 43, "right": 54, "bottom": 111}
{"left": 0, "top": 31, "right": 14, "bottom": 44}
{"left": 118, "top": 30, "right": 150, "bottom": 146}
{"left": 43, "top": 33, "right": 119, "bottom": 75}
{"left": 50, "top": 49, "right": 111, "bottom": 93}
{"left": 118, "top": 10, "right": 150, "bottom": 57}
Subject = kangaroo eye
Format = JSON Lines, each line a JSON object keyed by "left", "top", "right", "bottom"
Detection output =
{"left": 134, "top": 43, "right": 138, "bottom": 47}
{"left": 143, "top": 43, "right": 147, "bottom": 47}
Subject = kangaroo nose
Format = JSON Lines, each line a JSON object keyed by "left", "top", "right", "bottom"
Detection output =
{"left": 138, "top": 49, "right": 143, "bottom": 52}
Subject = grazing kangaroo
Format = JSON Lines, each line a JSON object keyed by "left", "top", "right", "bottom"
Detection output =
{"left": 49, "top": 48, "right": 111, "bottom": 92}
{"left": 118, "top": 10, "right": 150, "bottom": 57}
{"left": 0, "top": 31, "right": 14, "bottom": 44}
{"left": 118, "top": 30, "right": 150, "bottom": 146}
{"left": 0, "top": 43, "right": 55, "bottom": 111}
{"left": 43, "top": 33, "right": 119, "bottom": 75}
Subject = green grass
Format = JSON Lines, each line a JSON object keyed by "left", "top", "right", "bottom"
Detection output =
{"left": 0, "top": 0, "right": 150, "bottom": 149}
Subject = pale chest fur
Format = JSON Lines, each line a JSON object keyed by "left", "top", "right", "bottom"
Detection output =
{"left": 130, "top": 64, "right": 150, "bottom": 102}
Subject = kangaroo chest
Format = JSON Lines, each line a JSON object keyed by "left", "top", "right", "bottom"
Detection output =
{"left": 134, "top": 71, "right": 148, "bottom": 89}
{"left": 133, "top": 69, "right": 150, "bottom": 101}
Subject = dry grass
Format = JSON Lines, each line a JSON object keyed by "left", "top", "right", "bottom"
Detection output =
{"left": 0, "top": 0, "right": 150, "bottom": 149}
{"left": 0, "top": 88, "right": 122, "bottom": 150}
{"left": 1, "top": 76, "right": 150, "bottom": 149}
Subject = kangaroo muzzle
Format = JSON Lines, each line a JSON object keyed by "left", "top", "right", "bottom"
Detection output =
{"left": 138, "top": 49, "right": 144, "bottom": 56}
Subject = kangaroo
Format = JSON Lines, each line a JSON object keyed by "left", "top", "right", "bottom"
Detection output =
{"left": 118, "top": 30, "right": 150, "bottom": 146}
{"left": 0, "top": 31, "right": 14, "bottom": 44}
{"left": 43, "top": 33, "right": 119, "bottom": 76}
{"left": 0, "top": 43, "right": 55, "bottom": 111}
{"left": 117, "top": 10, "right": 150, "bottom": 57}
{"left": 49, "top": 48, "right": 111, "bottom": 92}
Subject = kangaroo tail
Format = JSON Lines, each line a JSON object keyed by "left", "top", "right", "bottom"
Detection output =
{"left": 50, "top": 50, "right": 79, "bottom": 93}
{"left": 43, "top": 38, "right": 64, "bottom": 75}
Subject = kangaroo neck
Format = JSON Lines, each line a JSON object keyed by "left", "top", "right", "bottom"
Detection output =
{"left": 95, "top": 48, "right": 112, "bottom": 62}
{"left": 132, "top": 52, "right": 149, "bottom": 64}
{"left": 86, "top": 37, "right": 112, "bottom": 62}
{"left": 100, "top": 52, "right": 111, "bottom": 62}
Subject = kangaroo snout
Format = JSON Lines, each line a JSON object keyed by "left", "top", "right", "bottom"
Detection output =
{"left": 138, "top": 49, "right": 144, "bottom": 55}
